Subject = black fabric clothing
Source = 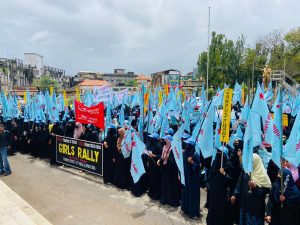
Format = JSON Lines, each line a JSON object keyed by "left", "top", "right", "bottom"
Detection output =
{"left": 266, "top": 169, "right": 300, "bottom": 225}
{"left": 159, "top": 151, "right": 181, "bottom": 207}
{"left": 206, "top": 151, "right": 236, "bottom": 225}
{"left": 268, "top": 160, "right": 280, "bottom": 184}
{"left": 147, "top": 138, "right": 162, "bottom": 200}
{"left": 234, "top": 172, "right": 270, "bottom": 225}
{"left": 64, "top": 123, "right": 74, "bottom": 138}
{"left": 113, "top": 151, "right": 131, "bottom": 189}
{"left": 0, "top": 131, "right": 12, "bottom": 147}
{"left": 103, "top": 129, "right": 117, "bottom": 184}
{"left": 38, "top": 125, "right": 49, "bottom": 158}
{"left": 181, "top": 145, "right": 201, "bottom": 218}
{"left": 131, "top": 154, "right": 148, "bottom": 197}
{"left": 49, "top": 124, "right": 64, "bottom": 165}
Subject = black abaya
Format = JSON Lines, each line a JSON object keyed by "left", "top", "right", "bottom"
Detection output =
{"left": 160, "top": 151, "right": 181, "bottom": 207}
{"left": 103, "top": 129, "right": 117, "bottom": 184}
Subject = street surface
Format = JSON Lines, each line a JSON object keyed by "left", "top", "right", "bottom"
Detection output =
{"left": 1, "top": 154, "right": 207, "bottom": 225}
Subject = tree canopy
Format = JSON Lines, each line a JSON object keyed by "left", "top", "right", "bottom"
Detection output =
{"left": 197, "top": 27, "right": 300, "bottom": 87}
{"left": 32, "top": 75, "right": 61, "bottom": 92}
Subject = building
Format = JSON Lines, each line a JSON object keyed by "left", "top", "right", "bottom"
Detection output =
{"left": 180, "top": 71, "right": 204, "bottom": 94}
{"left": 10, "top": 86, "right": 39, "bottom": 98}
{"left": 102, "top": 69, "right": 138, "bottom": 87}
{"left": 0, "top": 58, "right": 28, "bottom": 93}
{"left": 24, "top": 53, "right": 67, "bottom": 86}
{"left": 135, "top": 74, "right": 151, "bottom": 89}
{"left": 72, "top": 71, "right": 103, "bottom": 87}
{"left": 0, "top": 53, "right": 68, "bottom": 92}
{"left": 76, "top": 80, "right": 108, "bottom": 94}
{"left": 24, "top": 53, "right": 44, "bottom": 78}
{"left": 151, "top": 69, "right": 181, "bottom": 87}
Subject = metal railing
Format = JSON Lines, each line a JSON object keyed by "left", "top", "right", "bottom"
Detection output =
{"left": 270, "top": 70, "right": 299, "bottom": 95}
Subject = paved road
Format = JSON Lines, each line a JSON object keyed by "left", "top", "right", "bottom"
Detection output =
{"left": 1, "top": 154, "right": 207, "bottom": 225}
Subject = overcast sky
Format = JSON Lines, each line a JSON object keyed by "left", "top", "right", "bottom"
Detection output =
{"left": 0, "top": 0, "right": 299, "bottom": 75}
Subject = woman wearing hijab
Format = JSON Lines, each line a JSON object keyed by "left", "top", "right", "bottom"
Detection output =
{"left": 232, "top": 153, "right": 271, "bottom": 225}
{"left": 38, "top": 123, "right": 49, "bottom": 158}
{"left": 206, "top": 147, "right": 236, "bottom": 225}
{"left": 157, "top": 135, "right": 180, "bottom": 207}
{"left": 49, "top": 121, "right": 64, "bottom": 165}
{"left": 73, "top": 122, "right": 83, "bottom": 139}
{"left": 113, "top": 127, "right": 131, "bottom": 189}
{"left": 181, "top": 138, "right": 201, "bottom": 219}
{"left": 64, "top": 120, "right": 75, "bottom": 138}
{"left": 147, "top": 133, "right": 163, "bottom": 200}
{"left": 265, "top": 168, "right": 300, "bottom": 225}
{"left": 103, "top": 124, "right": 117, "bottom": 184}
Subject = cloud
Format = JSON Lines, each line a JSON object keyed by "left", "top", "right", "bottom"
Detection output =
{"left": 0, "top": 0, "right": 299, "bottom": 75}
{"left": 29, "top": 30, "right": 51, "bottom": 42}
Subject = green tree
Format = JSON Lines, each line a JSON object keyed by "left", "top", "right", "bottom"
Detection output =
{"left": 284, "top": 28, "right": 300, "bottom": 78}
{"left": 32, "top": 75, "right": 61, "bottom": 92}
{"left": 125, "top": 80, "right": 137, "bottom": 87}
{"left": 197, "top": 32, "right": 246, "bottom": 87}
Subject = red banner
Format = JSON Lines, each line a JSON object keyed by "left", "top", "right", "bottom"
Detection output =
{"left": 74, "top": 100, "right": 104, "bottom": 129}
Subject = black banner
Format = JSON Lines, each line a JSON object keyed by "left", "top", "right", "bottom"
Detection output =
{"left": 56, "top": 135, "right": 103, "bottom": 175}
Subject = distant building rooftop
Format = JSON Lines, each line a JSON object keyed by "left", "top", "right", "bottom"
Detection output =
{"left": 78, "top": 80, "right": 108, "bottom": 86}
{"left": 136, "top": 75, "right": 151, "bottom": 81}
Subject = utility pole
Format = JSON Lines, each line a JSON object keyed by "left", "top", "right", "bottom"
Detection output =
{"left": 206, "top": 6, "right": 211, "bottom": 99}
{"left": 251, "top": 61, "right": 254, "bottom": 101}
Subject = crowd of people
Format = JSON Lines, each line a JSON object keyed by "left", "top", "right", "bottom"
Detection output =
{"left": 1, "top": 99, "right": 300, "bottom": 225}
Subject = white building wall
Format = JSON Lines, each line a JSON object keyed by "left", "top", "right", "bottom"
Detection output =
{"left": 24, "top": 53, "right": 44, "bottom": 77}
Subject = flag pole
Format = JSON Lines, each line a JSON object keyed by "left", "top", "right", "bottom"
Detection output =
{"left": 278, "top": 85, "right": 284, "bottom": 208}
{"left": 247, "top": 81, "right": 253, "bottom": 194}
{"left": 206, "top": 6, "right": 211, "bottom": 99}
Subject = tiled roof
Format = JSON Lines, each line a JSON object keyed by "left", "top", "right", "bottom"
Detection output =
{"left": 78, "top": 80, "right": 108, "bottom": 86}
{"left": 136, "top": 75, "right": 151, "bottom": 81}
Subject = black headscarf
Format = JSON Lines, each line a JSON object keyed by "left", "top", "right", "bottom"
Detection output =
{"left": 273, "top": 168, "right": 300, "bottom": 206}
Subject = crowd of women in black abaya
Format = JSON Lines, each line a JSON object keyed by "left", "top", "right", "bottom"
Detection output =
{"left": 1, "top": 103, "right": 300, "bottom": 225}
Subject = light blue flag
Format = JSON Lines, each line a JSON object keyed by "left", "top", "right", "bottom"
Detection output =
{"left": 232, "top": 81, "right": 242, "bottom": 104}
{"left": 251, "top": 83, "right": 273, "bottom": 144}
{"left": 146, "top": 93, "right": 155, "bottom": 134}
{"left": 138, "top": 84, "right": 146, "bottom": 137}
{"left": 26, "top": 88, "right": 31, "bottom": 106}
{"left": 130, "top": 132, "right": 146, "bottom": 183}
{"left": 264, "top": 82, "right": 273, "bottom": 102}
{"left": 271, "top": 87, "right": 283, "bottom": 168}
{"left": 291, "top": 94, "right": 300, "bottom": 117}
{"left": 171, "top": 125, "right": 185, "bottom": 185}
{"left": 57, "top": 94, "right": 64, "bottom": 112}
{"left": 119, "top": 98, "right": 125, "bottom": 127}
{"left": 62, "top": 106, "right": 69, "bottom": 121}
{"left": 104, "top": 102, "right": 112, "bottom": 136}
{"left": 197, "top": 102, "right": 215, "bottom": 158}
{"left": 1, "top": 92, "right": 10, "bottom": 121}
{"left": 215, "top": 118, "right": 222, "bottom": 149}
{"left": 252, "top": 111, "right": 263, "bottom": 147}
{"left": 191, "top": 102, "right": 210, "bottom": 140}
{"left": 201, "top": 85, "right": 207, "bottom": 105}
{"left": 30, "top": 97, "right": 37, "bottom": 121}
{"left": 189, "top": 93, "right": 197, "bottom": 109}
{"left": 84, "top": 90, "right": 93, "bottom": 107}
{"left": 48, "top": 96, "right": 59, "bottom": 122}
{"left": 121, "top": 128, "right": 132, "bottom": 158}
{"left": 159, "top": 112, "right": 169, "bottom": 138}
{"left": 24, "top": 99, "right": 31, "bottom": 122}
{"left": 182, "top": 101, "right": 191, "bottom": 132}
{"left": 242, "top": 108, "right": 254, "bottom": 173}
{"left": 44, "top": 90, "right": 51, "bottom": 115}
{"left": 283, "top": 109, "right": 300, "bottom": 166}
{"left": 130, "top": 92, "right": 139, "bottom": 108}
{"left": 212, "top": 88, "right": 224, "bottom": 107}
